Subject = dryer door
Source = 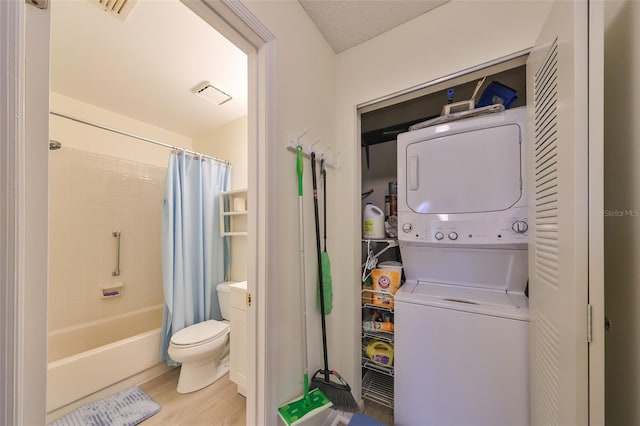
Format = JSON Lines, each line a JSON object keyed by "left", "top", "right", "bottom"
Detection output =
{"left": 405, "top": 123, "right": 522, "bottom": 214}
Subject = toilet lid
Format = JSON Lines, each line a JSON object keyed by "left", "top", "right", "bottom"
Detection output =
{"left": 171, "top": 320, "right": 229, "bottom": 346}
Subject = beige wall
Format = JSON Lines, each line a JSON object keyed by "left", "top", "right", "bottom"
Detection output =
{"left": 48, "top": 93, "right": 195, "bottom": 331}
{"left": 332, "top": 0, "right": 553, "bottom": 398}
{"left": 50, "top": 92, "right": 193, "bottom": 167}
{"left": 48, "top": 148, "right": 165, "bottom": 331}
{"left": 604, "top": 1, "right": 640, "bottom": 424}
{"left": 194, "top": 115, "right": 248, "bottom": 190}
{"left": 242, "top": 1, "right": 337, "bottom": 410}
{"left": 49, "top": 92, "right": 192, "bottom": 167}
{"left": 194, "top": 116, "right": 248, "bottom": 283}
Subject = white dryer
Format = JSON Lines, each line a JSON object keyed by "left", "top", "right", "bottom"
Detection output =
{"left": 394, "top": 107, "right": 529, "bottom": 426}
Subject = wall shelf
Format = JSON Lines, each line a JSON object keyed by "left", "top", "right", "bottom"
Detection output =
{"left": 220, "top": 189, "right": 248, "bottom": 236}
{"left": 362, "top": 369, "right": 394, "bottom": 408}
{"left": 361, "top": 237, "right": 399, "bottom": 413}
{"left": 363, "top": 330, "right": 394, "bottom": 344}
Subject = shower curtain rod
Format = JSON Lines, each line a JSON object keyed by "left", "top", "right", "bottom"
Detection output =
{"left": 50, "top": 111, "right": 232, "bottom": 166}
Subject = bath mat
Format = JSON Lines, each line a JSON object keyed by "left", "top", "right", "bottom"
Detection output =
{"left": 49, "top": 386, "right": 160, "bottom": 426}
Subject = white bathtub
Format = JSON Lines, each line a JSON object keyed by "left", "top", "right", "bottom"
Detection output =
{"left": 47, "top": 305, "right": 171, "bottom": 419}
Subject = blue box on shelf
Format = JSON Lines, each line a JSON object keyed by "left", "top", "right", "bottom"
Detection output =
{"left": 476, "top": 81, "right": 518, "bottom": 109}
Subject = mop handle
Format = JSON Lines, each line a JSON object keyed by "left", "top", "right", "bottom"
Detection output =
{"left": 311, "top": 152, "right": 330, "bottom": 378}
{"left": 297, "top": 147, "right": 310, "bottom": 397}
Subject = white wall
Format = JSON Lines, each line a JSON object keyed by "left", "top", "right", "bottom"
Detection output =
{"left": 22, "top": 4, "right": 50, "bottom": 424}
{"left": 242, "top": 1, "right": 337, "bottom": 412}
{"left": 333, "top": 0, "right": 553, "bottom": 399}
{"left": 604, "top": 1, "right": 640, "bottom": 424}
{"left": 194, "top": 116, "right": 248, "bottom": 283}
{"left": 194, "top": 115, "right": 248, "bottom": 190}
{"left": 50, "top": 92, "right": 193, "bottom": 167}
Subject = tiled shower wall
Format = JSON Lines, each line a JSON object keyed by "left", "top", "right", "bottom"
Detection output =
{"left": 48, "top": 147, "right": 166, "bottom": 332}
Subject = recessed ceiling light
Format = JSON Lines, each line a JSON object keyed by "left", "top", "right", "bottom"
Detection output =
{"left": 193, "top": 81, "right": 232, "bottom": 106}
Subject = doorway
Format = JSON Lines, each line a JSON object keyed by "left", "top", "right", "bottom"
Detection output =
{"left": 3, "top": 1, "right": 278, "bottom": 424}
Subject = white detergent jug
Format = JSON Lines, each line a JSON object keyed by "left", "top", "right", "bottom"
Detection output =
{"left": 363, "top": 203, "right": 385, "bottom": 239}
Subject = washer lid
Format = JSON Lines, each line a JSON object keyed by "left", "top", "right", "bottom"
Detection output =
{"left": 396, "top": 281, "right": 529, "bottom": 321}
{"left": 412, "top": 281, "right": 521, "bottom": 308}
{"left": 171, "top": 320, "right": 229, "bottom": 346}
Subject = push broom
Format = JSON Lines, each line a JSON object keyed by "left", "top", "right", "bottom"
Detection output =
{"left": 309, "top": 151, "right": 360, "bottom": 412}
{"left": 278, "top": 146, "right": 332, "bottom": 426}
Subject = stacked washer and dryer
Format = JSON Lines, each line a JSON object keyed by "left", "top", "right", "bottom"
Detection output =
{"left": 394, "top": 106, "right": 530, "bottom": 425}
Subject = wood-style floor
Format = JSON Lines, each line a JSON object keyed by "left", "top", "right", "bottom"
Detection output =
{"left": 139, "top": 368, "right": 393, "bottom": 425}
{"left": 139, "top": 368, "right": 246, "bottom": 426}
{"left": 362, "top": 400, "right": 393, "bottom": 425}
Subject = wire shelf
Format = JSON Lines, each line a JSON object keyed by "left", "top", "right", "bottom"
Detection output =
{"left": 362, "top": 356, "right": 394, "bottom": 377}
{"left": 362, "top": 330, "right": 394, "bottom": 344}
{"left": 362, "top": 369, "right": 394, "bottom": 409}
{"left": 361, "top": 289, "right": 396, "bottom": 312}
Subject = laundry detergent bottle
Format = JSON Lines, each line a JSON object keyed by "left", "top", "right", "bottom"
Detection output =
{"left": 363, "top": 202, "right": 385, "bottom": 239}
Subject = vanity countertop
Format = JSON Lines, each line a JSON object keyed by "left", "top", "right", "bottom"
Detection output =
{"left": 229, "top": 281, "right": 247, "bottom": 292}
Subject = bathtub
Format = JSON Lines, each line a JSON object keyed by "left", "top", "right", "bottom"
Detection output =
{"left": 47, "top": 305, "right": 171, "bottom": 418}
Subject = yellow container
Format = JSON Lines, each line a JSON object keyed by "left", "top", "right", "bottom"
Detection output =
{"left": 366, "top": 340, "right": 394, "bottom": 366}
{"left": 371, "top": 268, "right": 401, "bottom": 308}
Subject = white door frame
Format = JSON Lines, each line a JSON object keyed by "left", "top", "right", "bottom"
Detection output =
{"left": 0, "top": 0, "right": 26, "bottom": 423}
{"left": 1, "top": 1, "right": 279, "bottom": 424}
{"left": 183, "top": 1, "right": 279, "bottom": 424}
{"left": 2, "top": 1, "right": 50, "bottom": 424}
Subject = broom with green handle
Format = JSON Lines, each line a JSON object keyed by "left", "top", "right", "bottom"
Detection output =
{"left": 278, "top": 146, "right": 332, "bottom": 426}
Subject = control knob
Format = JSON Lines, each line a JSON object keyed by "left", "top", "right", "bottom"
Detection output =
{"left": 512, "top": 221, "right": 528, "bottom": 234}
{"left": 402, "top": 223, "right": 413, "bottom": 233}
{"left": 434, "top": 231, "right": 444, "bottom": 240}
{"left": 448, "top": 232, "right": 458, "bottom": 241}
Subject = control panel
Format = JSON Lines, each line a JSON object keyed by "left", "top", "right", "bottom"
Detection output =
{"left": 397, "top": 209, "right": 528, "bottom": 246}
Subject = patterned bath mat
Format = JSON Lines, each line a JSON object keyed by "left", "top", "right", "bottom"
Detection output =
{"left": 49, "top": 386, "right": 161, "bottom": 426}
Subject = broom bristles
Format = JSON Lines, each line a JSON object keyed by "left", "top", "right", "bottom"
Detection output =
{"left": 310, "top": 371, "right": 359, "bottom": 412}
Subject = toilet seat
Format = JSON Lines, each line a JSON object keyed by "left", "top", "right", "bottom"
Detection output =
{"left": 170, "top": 320, "right": 229, "bottom": 348}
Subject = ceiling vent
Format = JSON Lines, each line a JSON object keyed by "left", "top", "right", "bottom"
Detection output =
{"left": 97, "top": 0, "right": 138, "bottom": 21}
{"left": 193, "top": 82, "right": 232, "bottom": 106}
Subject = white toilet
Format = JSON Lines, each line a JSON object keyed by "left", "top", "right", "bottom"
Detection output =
{"left": 168, "top": 281, "right": 233, "bottom": 394}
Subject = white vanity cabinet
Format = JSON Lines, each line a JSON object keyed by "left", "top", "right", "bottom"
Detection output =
{"left": 229, "top": 281, "right": 248, "bottom": 396}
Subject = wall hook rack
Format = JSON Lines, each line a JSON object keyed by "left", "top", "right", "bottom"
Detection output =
{"left": 286, "top": 133, "right": 338, "bottom": 168}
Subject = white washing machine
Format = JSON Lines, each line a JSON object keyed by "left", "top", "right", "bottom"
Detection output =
{"left": 394, "top": 107, "right": 530, "bottom": 425}
{"left": 393, "top": 254, "right": 529, "bottom": 426}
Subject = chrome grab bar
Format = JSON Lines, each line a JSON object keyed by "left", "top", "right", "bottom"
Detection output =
{"left": 112, "top": 231, "right": 121, "bottom": 276}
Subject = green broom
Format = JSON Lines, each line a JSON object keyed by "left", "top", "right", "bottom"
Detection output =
{"left": 278, "top": 146, "right": 332, "bottom": 426}
{"left": 318, "top": 158, "right": 333, "bottom": 314}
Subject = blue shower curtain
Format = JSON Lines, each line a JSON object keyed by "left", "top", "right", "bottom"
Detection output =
{"left": 159, "top": 152, "right": 230, "bottom": 365}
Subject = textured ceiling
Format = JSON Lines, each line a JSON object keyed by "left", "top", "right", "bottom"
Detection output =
{"left": 299, "top": 0, "right": 450, "bottom": 53}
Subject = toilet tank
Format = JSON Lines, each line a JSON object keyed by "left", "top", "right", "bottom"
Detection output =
{"left": 217, "top": 282, "right": 233, "bottom": 320}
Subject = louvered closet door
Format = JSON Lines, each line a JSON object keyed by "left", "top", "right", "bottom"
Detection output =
{"left": 526, "top": 1, "right": 604, "bottom": 425}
